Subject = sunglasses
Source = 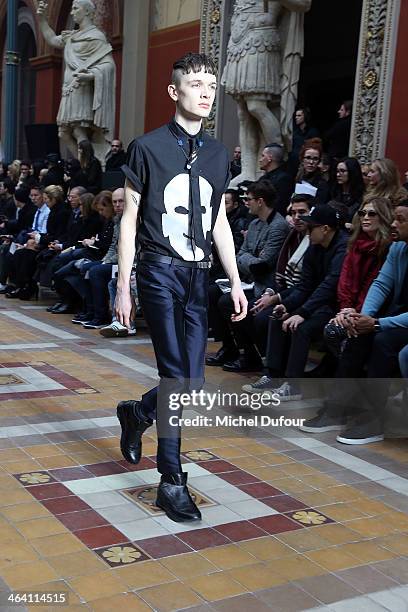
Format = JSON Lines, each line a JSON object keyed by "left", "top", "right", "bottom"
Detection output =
{"left": 357, "top": 210, "right": 377, "bottom": 218}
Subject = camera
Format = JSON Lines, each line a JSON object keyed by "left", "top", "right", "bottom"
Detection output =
{"left": 324, "top": 322, "right": 349, "bottom": 356}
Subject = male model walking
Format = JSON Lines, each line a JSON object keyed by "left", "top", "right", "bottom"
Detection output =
{"left": 115, "top": 53, "right": 247, "bottom": 522}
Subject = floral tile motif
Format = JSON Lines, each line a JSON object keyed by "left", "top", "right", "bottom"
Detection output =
{"left": 95, "top": 543, "right": 150, "bottom": 567}
{"left": 16, "top": 471, "right": 55, "bottom": 486}
{"left": 287, "top": 509, "right": 333, "bottom": 526}
{"left": 121, "top": 484, "right": 215, "bottom": 515}
{"left": 75, "top": 388, "right": 98, "bottom": 394}
{"left": 183, "top": 450, "right": 218, "bottom": 461}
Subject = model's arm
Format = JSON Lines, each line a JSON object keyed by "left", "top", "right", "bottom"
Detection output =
{"left": 37, "top": 1, "right": 64, "bottom": 49}
{"left": 279, "top": 0, "right": 312, "bottom": 12}
{"left": 213, "top": 197, "right": 248, "bottom": 321}
{"left": 115, "top": 179, "right": 139, "bottom": 327}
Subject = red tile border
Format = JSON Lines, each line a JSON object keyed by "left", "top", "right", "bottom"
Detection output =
{"left": 48, "top": 467, "right": 94, "bottom": 482}
{"left": 74, "top": 525, "right": 128, "bottom": 548}
{"left": 42, "top": 495, "right": 92, "bottom": 515}
{"left": 59, "top": 509, "right": 110, "bottom": 531}
{"left": 28, "top": 483, "right": 74, "bottom": 501}
{"left": 215, "top": 520, "right": 267, "bottom": 542}
{"left": 217, "top": 471, "right": 261, "bottom": 486}
{"left": 238, "top": 482, "right": 283, "bottom": 498}
{"left": 250, "top": 514, "right": 303, "bottom": 534}
{"left": 261, "top": 495, "right": 308, "bottom": 512}
{"left": 85, "top": 462, "right": 128, "bottom": 477}
{"left": 196, "top": 460, "right": 237, "bottom": 473}
{"left": 177, "top": 527, "right": 230, "bottom": 550}
{"left": 137, "top": 534, "right": 193, "bottom": 559}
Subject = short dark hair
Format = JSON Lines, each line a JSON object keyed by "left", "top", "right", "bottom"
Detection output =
{"left": 247, "top": 180, "right": 277, "bottom": 209}
{"left": 171, "top": 52, "right": 217, "bottom": 86}
{"left": 264, "top": 143, "right": 284, "bottom": 165}
{"left": 396, "top": 199, "right": 408, "bottom": 208}
{"left": 290, "top": 194, "right": 315, "bottom": 209}
{"left": 225, "top": 189, "right": 240, "bottom": 205}
{"left": 30, "top": 184, "right": 42, "bottom": 192}
{"left": 21, "top": 160, "right": 31, "bottom": 168}
{"left": 2, "top": 178, "right": 15, "bottom": 194}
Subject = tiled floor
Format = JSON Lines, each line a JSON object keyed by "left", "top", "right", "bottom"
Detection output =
{"left": 0, "top": 297, "right": 408, "bottom": 610}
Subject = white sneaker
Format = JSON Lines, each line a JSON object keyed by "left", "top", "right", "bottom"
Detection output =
{"left": 242, "top": 375, "right": 275, "bottom": 394}
{"left": 99, "top": 321, "right": 129, "bottom": 338}
{"left": 263, "top": 382, "right": 302, "bottom": 402}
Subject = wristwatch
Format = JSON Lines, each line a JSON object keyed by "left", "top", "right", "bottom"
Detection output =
{"left": 373, "top": 319, "right": 381, "bottom": 333}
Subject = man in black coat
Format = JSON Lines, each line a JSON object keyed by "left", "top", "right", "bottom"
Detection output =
{"left": 260, "top": 144, "right": 294, "bottom": 216}
{"left": 325, "top": 100, "right": 352, "bottom": 160}
{"left": 0, "top": 188, "right": 36, "bottom": 240}
{"left": 106, "top": 140, "right": 127, "bottom": 171}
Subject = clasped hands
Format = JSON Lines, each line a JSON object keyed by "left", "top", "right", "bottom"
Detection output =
{"left": 331, "top": 309, "right": 377, "bottom": 337}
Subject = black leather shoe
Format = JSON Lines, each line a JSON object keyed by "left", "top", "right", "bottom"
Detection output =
{"left": 206, "top": 346, "right": 239, "bottom": 366}
{"left": 222, "top": 356, "right": 263, "bottom": 373}
{"left": 47, "top": 302, "right": 62, "bottom": 312}
{"left": 51, "top": 303, "right": 75, "bottom": 314}
{"left": 156, "top": 472, "right": 202, "bottom": 522}
{"left": 117, "top": 400, "right": 153, "bottom": 464}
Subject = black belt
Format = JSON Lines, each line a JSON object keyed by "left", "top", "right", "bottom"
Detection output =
{"left": 138, "top": 252, "right": 211, "bottom": 269}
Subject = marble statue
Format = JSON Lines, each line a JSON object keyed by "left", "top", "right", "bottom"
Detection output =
{"left": 222, "top": 0, "right": 312, "bottom": 185}
{"left": 37, "top": 0, "right": 116, "bottom": 163}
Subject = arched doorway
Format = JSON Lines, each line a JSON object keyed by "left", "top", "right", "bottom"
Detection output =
{"left": 17, "top": 22, "right": 37, "bottom": 158}
{"left": 298, "top": 0, "right": 364, "bottom": 135}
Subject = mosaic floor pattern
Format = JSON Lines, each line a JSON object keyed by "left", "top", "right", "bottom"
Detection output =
{"left": 0, "top": 297, "right": 408, "bottom": 611}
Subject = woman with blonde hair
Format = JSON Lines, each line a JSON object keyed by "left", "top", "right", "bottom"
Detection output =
{"left": 7, "top": 160, "right": 21, "bottom": 184}
{"left": 366, "top": 158, "right": 408, "bottom": 207}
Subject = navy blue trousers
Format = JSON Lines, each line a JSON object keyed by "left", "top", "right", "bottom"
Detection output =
{"left": 136, "top": 260, "right": 209, "bottom": 474}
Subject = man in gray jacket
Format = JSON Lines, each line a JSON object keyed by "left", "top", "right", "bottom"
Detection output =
{"left": 207, "top": 180, "right": 289, "bottom": 372}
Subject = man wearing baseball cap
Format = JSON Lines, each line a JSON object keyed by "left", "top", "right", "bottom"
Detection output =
{"left": 245, "top": 204, "right": 348, "bottom": 401}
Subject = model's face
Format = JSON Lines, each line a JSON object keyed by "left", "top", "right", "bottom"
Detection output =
{"left": 259, "top": 149, "right": 272, "bottom": 171}
{"left": 68, "top": 189, "right": 81, "bottom": 209}
{"left": 295, "top": 110, "right": 305, "bottom": 125}
{"left": 358, "top": 204, "right": 380, "bottom": 235}
{"left": 112, "top": 190, "right": 125, "bottom": 215}
{"left": 338, "top": 104, "right": 348, "bottom": 119}
{"left": 169, "top": 69, "right": 217, "bottom": 120}
{"left": 336, "top": 162, "right": 349, "bottom": 185}
{"left": 291, "top": 202, "right": 310, "bottom": 233}
{"left": 30, "top": 189, "right": 43, "bottom": 208}
{"left": 368, "top": 163, "right": 381, "bottom": 186}
{"left": 233, "top": 147, "right": 241, "bottom": 161}
{"left": 303, "top": 148, "right": 320, "bottom": 174}
{"left": 391, "top": 206, "right": 408, "bottom": 242}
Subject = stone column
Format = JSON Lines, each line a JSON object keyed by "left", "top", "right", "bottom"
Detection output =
{"left": 4, "top": 0, "right": 20, "bottom": 163}
{"left": 350, "top": 0, "right": 401, "bottom": 162}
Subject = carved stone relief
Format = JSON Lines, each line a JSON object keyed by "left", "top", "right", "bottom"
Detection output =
{"left": 200, "top": 0, "right": 223, "bottom": 135}
{"left": 350, "top": 0, "right": 401, "bottom": 162}
{"left": 151, "top": 0, "right": 201, "bottom": 31}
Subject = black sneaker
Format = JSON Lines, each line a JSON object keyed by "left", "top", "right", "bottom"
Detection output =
{"left": 336, "top": 419, "right": 384, "bottom": 445}
{"left": 299, "top": 412, "right": 347, "bottom": 433}
{"left": 82, "top": 319, "right": 109, "bottom": 329}
{"left": 72, "top": 313, "right": 93, "bottom": 324}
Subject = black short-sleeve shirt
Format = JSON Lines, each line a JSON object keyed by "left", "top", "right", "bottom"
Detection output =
{"left": 122, "top": 121, "right": 230, "bottom": 262}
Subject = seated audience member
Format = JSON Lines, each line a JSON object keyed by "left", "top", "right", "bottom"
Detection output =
{"left": 296, "top": 138, "right": 329, "bottom": 205}
{"left": 210, "top": 189, "right": 249, "bottom": 280}
{"left": 38, "top": 185, "right": 71, "bottom": 246}
{"left": 318, "top": 153, "right": 332, "bottom": 183}
{"left": 0, "top": 178, "right": 17, "bottom": 220}
{"left": 400, "top": 345, "right": 408, "bottom": 379}
{"left": 74, "top": 140, "right": 103, "bottom": 195}
{"left": 17, "top": 160, "right": 36, "bottom": 190}
{"left": 288, "top": 107, "right": 319, "bottom": 177}
{"left": 207, "top": 180, "right": 289, "bottom": 372}
{"left": 366, "top": 158, "right": 408, "bottom": 207}
{"left": 0, "top": 187, "right": 36, "bottom": 240}
{"left": 260, "top": 144, "right": 294, "bottom": 216}
{"left": 29, "top": 185, "right": 50, "bottom": 236}
{"left": 301, "top": 201, "right": 408, "bottom": 444}
{"left": 7, "top": 160, "right": 21, "bottom": 185}
{"left": 72, "top": 188, "right": 125, "bottom": 328}
{"left": 230, "top": 145, "right": 241, "bottom": 179}
{"left": 105, "top": 140, "right": 126, "bottom": 171}
{"left": 324, "top": 100, "right": 352, "bottom": 161}
{"left": 209, "top": 194, "right": 313, "bottom": 378}
{"left": 41, "top": 154, "right": 65, "bottom": 188}
{"left": 243, "top": 206, "right": 348, "bottom": 399}
{"left": 331, "top": 158, "right": 366, "bottom": 222}
{"left": 51, "top": 191, "right": 114, "bottom": 314}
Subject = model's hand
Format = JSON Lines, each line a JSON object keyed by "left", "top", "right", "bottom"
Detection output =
{"left": 115, "top": 286, "right": 133, "bottom": 328}
{"left": 283, "top": 314, "right": 304, "bottom": 332}
{"left": 37, "top": 1, "right": 48, "bottom": 17}
{"left": 230, "top": 284, "right": 248, "bottom": 322}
